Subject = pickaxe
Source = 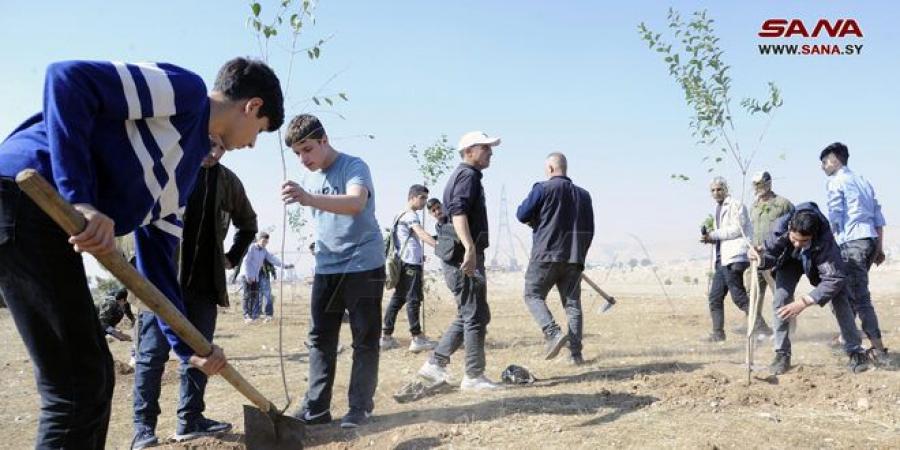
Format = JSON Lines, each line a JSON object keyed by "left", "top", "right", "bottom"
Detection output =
{"left": 582, "top": 273, "right": 616, "bottom": 313}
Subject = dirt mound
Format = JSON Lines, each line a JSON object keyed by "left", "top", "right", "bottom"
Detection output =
{"left": 155, "top": 436, "right": 245, "bottom": 449}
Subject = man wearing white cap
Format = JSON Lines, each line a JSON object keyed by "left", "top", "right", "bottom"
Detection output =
{"left": 418, "top": 131, "right": 500, "bottom": 390}
{"left": 748, "top": 171, "right": 793, "bottom": 323}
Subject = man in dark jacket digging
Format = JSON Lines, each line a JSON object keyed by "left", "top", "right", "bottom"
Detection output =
{"left": 132, "top": 143, "right": 258, "bottom": 446}
{"left": 749, "top": 202, "right": 869, "bottom": 375}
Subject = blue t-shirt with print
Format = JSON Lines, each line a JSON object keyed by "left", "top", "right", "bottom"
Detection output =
{"left": 306, "top": 152, "right": 383, "bottom": 274}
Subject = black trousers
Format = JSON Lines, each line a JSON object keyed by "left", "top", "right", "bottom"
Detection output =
{"left": 383, "top": 262, "right": 424, "bottom": 336}
{"left": 303, "top": 266, "right": 384, "bottom": 414}
{"left": 0, "top": 178, "right": 114, "bottom": 449}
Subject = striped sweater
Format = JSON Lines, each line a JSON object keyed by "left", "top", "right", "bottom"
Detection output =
{"left": 0, "top": 61, "right": 212, "bottom": 359}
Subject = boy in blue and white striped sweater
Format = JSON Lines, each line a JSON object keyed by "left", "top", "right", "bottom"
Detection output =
{"left": 0, "top": 57, "right": 283, "bottom": 448}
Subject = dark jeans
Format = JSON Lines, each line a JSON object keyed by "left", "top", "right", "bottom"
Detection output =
{"left": 242, "top": 278, "right": 261, "bottom": 319}
{"left": 708, "top": 261, "right": 750, "bottom": 333}
{"left": 771, "top": 259, "right": 862, "bottom": 356}
{"left": 383, "top": 263, "right": 424, "bottom": 336}
{"left": 840, "top": 238, "right": 882, "bottom": 340}
{"left": 303, "top": 266, "right": 384, "bottom": 414}
{"left": 523, "top": 261, "right": 584, "bottom": 356}
{"left": 133, "top": 294, "right": 218, "bottom": 432}
{"left": 431, "top": 251, "right": 491, "bottom": 378}
{"left": 0, "top": 178, "right": 114, "bottom": 449}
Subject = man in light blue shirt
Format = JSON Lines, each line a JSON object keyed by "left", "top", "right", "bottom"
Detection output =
{"left": 820, "top": 142, "right": 889, "bottom": 365}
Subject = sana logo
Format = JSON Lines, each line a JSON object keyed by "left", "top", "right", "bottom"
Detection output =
{"left": 758, "top": 19, "right": 863, "bottom": 38}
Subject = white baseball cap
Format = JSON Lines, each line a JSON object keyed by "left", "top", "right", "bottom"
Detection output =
{"left": 457, "top": 131, "right": 501, "bottom": 152}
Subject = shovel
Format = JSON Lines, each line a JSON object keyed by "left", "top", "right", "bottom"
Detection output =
{"left": 16, "top": 169, "right": 305, "bottom": 449}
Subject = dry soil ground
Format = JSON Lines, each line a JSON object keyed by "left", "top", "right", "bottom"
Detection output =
{"left": 1, "top": 263, "right": 899, "bottom": 449}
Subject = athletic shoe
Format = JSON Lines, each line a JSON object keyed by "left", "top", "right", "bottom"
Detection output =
{"left": 417, "top": 360, "right": 451, "bottom": 384}
{"left": 291, "top": 408, "right": 332, "bottom": 425}
{"left": 340, "top": 408, "right": 372, "bottom": 429}
{"left": 544, "top": 332, "right": 570, "bottom": 360}
{"left": 131, "top": 426, "right": 158, "bottom": 449}
{"left": 461, "top": 374, "right": 499, "bottom": 391}
{"left": 174, "top": 417, "right": 232, "bottom": 441}
{"left": 380, "top": 335, "right": 399, "bottom": 350}
{"left": 408, "top": 335, "right": 436, "bottom": 353}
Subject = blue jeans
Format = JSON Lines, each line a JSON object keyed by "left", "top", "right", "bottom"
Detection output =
{"left": 260, "top": 275, "right": 274, "bottom": 317}
{"left": 840, "top": 239, "right": 882, "bottom": 340}
{"left": 133, "top": 294, "right": 218, "bottom": 432}
{"left": 771, "top": 259, "right": 862, "bottom": 356}
{"left": 0, "top": 178, "right": 114, "bottom": 449}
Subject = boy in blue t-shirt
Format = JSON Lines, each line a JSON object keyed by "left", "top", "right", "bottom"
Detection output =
{"left": 281, "top": 114, "right": 384, "bottom": 429}
{"left": 0, "top": 57, "right": 283, "bottom": 448}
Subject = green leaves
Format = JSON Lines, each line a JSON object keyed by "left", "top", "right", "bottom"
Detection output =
{"left": 251, "top": 2, "right": 261, "bottom": 17}
{"left": 410, "top": 135, "right": 455, "bottom": 187}
{"left": 640, "top": 8, "right": 786, "bottom": 181}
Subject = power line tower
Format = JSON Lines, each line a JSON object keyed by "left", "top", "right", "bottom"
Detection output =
{"left": 490, "top": 185, "right": 520, "bottom": 272}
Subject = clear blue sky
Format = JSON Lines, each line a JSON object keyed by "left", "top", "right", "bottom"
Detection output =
{"left": 2, "top": 1, "right": 898, "bottom": 270}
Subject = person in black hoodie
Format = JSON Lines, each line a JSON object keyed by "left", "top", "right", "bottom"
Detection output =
{"left": 750, "top": 202, "right": 869, "bottom": 375}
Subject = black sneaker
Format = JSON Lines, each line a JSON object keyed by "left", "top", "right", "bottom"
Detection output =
{"left": 131, "top": 426, "right": 158, "bottom": 450}
{"left": 340, "top": 408, "right": 372, "bottom": 429}
{"left": 568, "top": 354, "right": 586, "bottom": 366}
{"left": 544, "top": 332, "right": 570, "bottom": 360}
{"left": 700, "top": 332, "right": 726, "bottom": 343}
{"left": 292, "top": 408, "right": 332, "bottom": 425}
{"left": 848, "top": 352, "right": 870, "bottom": 373}
{"left": 769, "top": 353, "right": 791, "bottom": 375}
{"left": 174, "top": 417, "right": 232, "bottom": 441}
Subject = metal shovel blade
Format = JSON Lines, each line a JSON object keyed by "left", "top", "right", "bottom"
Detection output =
{"left": 244, "top": 405, "right": 306, "bottom": 449}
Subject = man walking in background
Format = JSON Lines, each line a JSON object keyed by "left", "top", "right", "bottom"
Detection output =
{"left": 820, "top": 142, "right": 890, "bottom": 365}
{"left": 381, "top": 184, "right": 438, "bottom": 352}
{"left": 240, "top": 232, "right": 290, "bottom": 323}
{"left": 516, "top": 153, "right": 594, "bottom": 365}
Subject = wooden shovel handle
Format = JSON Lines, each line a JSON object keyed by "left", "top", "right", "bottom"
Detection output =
{"left": 16, "top": 169, "right": 275, "bottom": 414}
{"left": 581, "top": 273, "right": 616, "bottom": 304}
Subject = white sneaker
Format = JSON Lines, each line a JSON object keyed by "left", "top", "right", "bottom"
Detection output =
{"left": 408, "top": 335, "right": 436, "bottom": 353}
{"left": 380, "top": 336, "right": 399, "bottom": 350}
{"left": 263, "top": 316, "right": 273, "bottom": 323}
{"left": 460, "top": 375, "right": 499, "bottom": 391}
{"left": 417, "top": 360, "right": 450, "bottom": 384}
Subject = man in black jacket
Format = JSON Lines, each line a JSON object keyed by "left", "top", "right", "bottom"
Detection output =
{"left": 132, "top": 144, "right": 258, "bottom": 446}
{"left": 516, "top": 153, "right": 594, "bottom": 365}
{"left": 417, "top": 131, "right": 500, "bottom": 391}
{"left": 750, "top": 202, "right": 869, "bottom": 375}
